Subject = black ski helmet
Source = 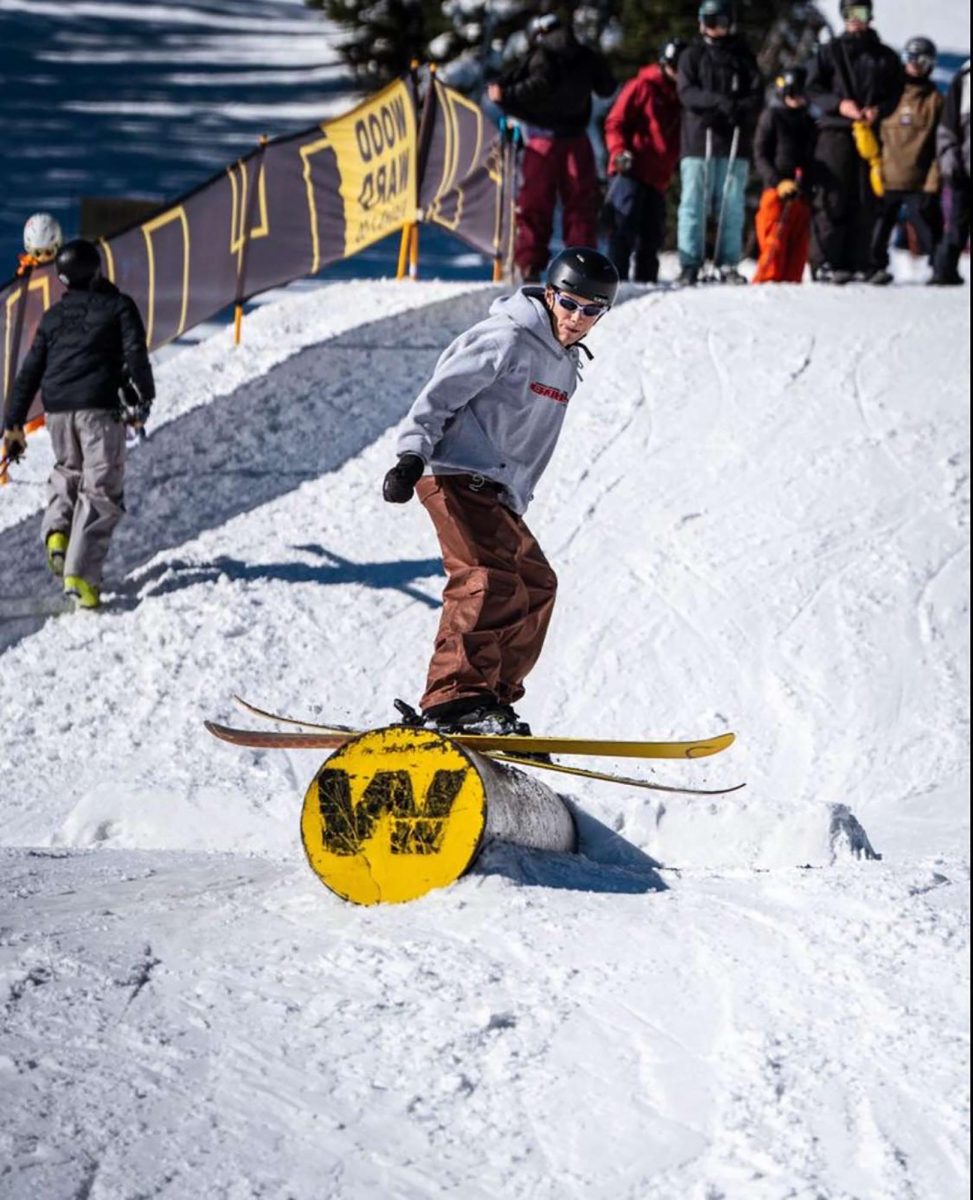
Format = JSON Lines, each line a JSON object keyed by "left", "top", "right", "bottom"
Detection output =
{"left": 546, "top": 247, "right": 619, "bottom": 307}
{"left": 698, "top": 0, "right": 734, "bottom": 28}
{"left": 903, "top": 36, "right": 937, "bottom": 73}
{"left": 660, "top": 37, "right": 688, "bottom": 70}
{"left": 840, "top": 1, "right": 873, "bottom": 20}
{"left": 774, "top": 66, "right": 807, "bottom": 99}
{"left": 55, "top": 238, "right": 101, "bottom": 288}
{"left": 527, "top": 13, "right": 561, "bottom": 45}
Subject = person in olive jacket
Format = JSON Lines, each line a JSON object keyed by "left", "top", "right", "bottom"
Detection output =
{"left": 676, "top": 0, "right": 762, "bottom": 285}
{"left": 805, "top": 0, "right": 903, "bottom": 283}
{"left": 2, "top": 238, "right": 154, "bottom": 609}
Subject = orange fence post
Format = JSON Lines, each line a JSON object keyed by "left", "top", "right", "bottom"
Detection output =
{"left": 234, "top": 135, "right": 269, "bottom": 346}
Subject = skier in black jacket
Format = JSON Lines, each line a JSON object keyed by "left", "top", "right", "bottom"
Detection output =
{"left": 487, "top": 14, "right": 615, "bottom": 282}
{"left": 676, "top": 0, "right": 763, "bottom": 284}
{"left": 2, "top": 238, "right": 155, "bottom": 609}
{"left": 805, "top": 0, "right": 903, "bottom": 282}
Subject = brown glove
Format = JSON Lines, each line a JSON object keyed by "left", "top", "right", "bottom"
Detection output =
{"left": 3, "top": 425, "right": 26, "bottom": 463}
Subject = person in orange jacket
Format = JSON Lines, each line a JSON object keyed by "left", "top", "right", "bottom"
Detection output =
{"left": 602, "top": 38, "right": 685, "bottom": 282}
{"left": 752, "top": 67, "right": 818, "bottom": 283}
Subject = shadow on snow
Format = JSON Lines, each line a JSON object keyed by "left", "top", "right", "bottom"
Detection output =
{"left": 0, "top": 290, "right": 498, "bottom": 652}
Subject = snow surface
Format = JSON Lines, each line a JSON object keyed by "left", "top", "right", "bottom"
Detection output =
{"left": 1, "top": 0, "right": 971, "bottom": 1195}
{"left": 0, "top": 274, "right": 969, "bottom": 1199}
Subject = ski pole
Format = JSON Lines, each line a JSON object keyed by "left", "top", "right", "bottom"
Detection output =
{"left": 712, "top": 123, "right": 740, "bottom": 279}
{"left": 701, "top": 127, "right": 713, "bottom": 274}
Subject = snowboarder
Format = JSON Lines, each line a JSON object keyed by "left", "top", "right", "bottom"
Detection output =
{"left": 382, "top": 246, "right": 619, "bottom": 735}
{"left": 675, "top": 0, "right": 762, "bottom": 285}
{"left": 17, "top": 212, "right": 63, "bottom": 276}
{"left": 805, "top": 0, "right": 903, "bottom": 283}
{"left": 751, "top": 67, "right": 817, "bottom": 284}
{"left": 1, "top": 238, "right": 154, "bottom": 610}
{"left": 867, "top": 36, "right": 944, "bottom": 286}
{"left": 931, "top": 58, "right": 970, "bottom": 286}
{"left": 602, "top": 37, "right": 685, "bottom": 284}
{"left": 486, "top": 14, "right": 616, "bottom": 283}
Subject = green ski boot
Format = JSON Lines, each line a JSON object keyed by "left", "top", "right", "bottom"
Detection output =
{"left": 46, "top": 531, "right": 68, "bottom": 577}
{"left": 64, "top": 575, "right": 100, "bottom": 610}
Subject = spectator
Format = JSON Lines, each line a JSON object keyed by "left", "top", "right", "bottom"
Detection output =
{"left": 487, "top": 14, "right": 616, "bottom": 283}
{"left": 931, "top": 58, "right": 970, "bottom": 286}
{"left": 676, "top": 0, "right": 762, "bottom": 285}
{"left": 805, "top": 0, "right": 903, "bottom": 284}
{"left": 2, "top": 239, "right": 154, "bottom": 610}
{"left": 867, "top": 36, "right": 944, "bottom": 285}
{"left": 17, "top": 212, "right": 62, "bottom": 276}
{"left": 752, "top": 67, "right": 817, "bottom": 283}
{"left": 602, "top": 37, "right": 686, "bottom": 283}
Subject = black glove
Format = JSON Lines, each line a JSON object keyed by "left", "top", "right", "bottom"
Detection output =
{"left": 3, "top": 425, "right": 26, "bottom": 464}
{"left": 383, "top": 453, "right": 425, "bottom": 504}
{"left": 117, "top": 380, "right": 151, "bottom": 429}
{"left": 612, "top": 149, "right": 634, "bottom": 175}
{"left": 716, "top": 96, "right": 736, "bottom": 122}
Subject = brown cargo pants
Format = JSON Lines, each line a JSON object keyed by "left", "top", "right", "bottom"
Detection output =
{"left": 416, "top": 474, "right": 557, "bottom": 713}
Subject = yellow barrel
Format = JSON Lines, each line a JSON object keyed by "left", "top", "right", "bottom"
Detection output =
{"left": 300, "top": 725, "right": 575, "bottom": 905}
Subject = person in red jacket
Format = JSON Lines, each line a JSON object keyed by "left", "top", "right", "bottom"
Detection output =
{"left": 603, "top": 38, "right": 685, "bottom": 282}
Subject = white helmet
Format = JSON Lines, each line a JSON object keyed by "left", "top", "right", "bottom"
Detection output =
{"left": 23, "top": 212, "right": 64, "bottom": 261}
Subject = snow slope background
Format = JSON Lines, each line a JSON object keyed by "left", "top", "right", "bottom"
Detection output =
{"left": 1, "top": 1, "right": 971, "bottom": 1197}
{"left": 0, "top": 275, "right": 969, "bottom": 1199}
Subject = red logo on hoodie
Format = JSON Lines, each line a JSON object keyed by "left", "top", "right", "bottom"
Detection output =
{"left": 530, "top": 381, "right": 569, "bottom": 404}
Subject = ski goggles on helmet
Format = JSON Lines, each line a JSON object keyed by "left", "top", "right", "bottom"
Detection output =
{"left": 903, "top": 51, "right": 935, "bottom": 73}
{"left": 553, "top": 291, "right": 609, "bottom": 318}
{"left": 841, "top": 4, "right": 872, "bottom": 23}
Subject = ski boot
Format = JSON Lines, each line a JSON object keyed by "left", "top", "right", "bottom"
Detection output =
{"left": 45, "top": 531, "right": 68, "bottom": 577}
{"left": 64, "top": 575, "right": 100, "bottom": 610}
{"left": 719, "top": 266, "right": 747, "bottom": 286}
{"left": 417, "top": 696, "right": 551, "bottom": 763}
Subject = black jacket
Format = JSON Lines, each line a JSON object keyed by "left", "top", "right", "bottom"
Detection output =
{"left": 677, "top": 34, "right": 763, "bottom": 158}
{"left": 5, "top": 279, "right": 154, "bottom": 428}
{"left": 806, "top": 29, "right": 903, "bottom": 132}
{"left": 937, "top": 60, "right": 971, "bottom": 180}
{"left": 497, "top": 27, "right": 616, "bottom": 137}
{"left": 754, "top": 103, "right": 818, "bottom": 188}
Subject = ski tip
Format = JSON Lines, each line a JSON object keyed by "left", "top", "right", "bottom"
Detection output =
{"left": 687, "top": 731, "right": 735, "bottom": 758}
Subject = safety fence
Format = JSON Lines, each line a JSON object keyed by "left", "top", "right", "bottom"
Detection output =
{"left": 0, "top": 72, "right": 518, "bottom": 438}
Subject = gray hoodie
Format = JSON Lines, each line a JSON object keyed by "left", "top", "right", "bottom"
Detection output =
{"left": 396, "top": 287, "right": 586, "bottom": 515}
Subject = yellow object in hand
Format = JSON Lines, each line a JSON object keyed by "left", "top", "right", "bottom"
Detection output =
{"left": 852, "top": 120, "right": 884, "bottom": 196}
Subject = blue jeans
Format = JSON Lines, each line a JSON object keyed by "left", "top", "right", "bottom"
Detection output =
{"left": 677, "top": 155, "right": 749, "bottom": 269}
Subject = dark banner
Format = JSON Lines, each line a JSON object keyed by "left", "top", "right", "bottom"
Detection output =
{"left": 1, "top": 74, "right": 512, "bottom": 433}
{"left": 419, "top": 78, "right": 514, "bottom": 271}
{"left": 0, "top": 79, "right": 418, "bottom": 429}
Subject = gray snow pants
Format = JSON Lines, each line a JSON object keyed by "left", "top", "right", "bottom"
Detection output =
{"left": 41, "top": 409, "right": 126, "bottom": 586}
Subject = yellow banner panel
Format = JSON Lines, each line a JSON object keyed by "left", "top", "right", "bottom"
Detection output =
{"left": 323, "top": 79, "right": 418, "bottom": 259}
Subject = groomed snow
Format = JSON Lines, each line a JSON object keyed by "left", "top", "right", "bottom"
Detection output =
{"left": 0, "top": 274, "right": 968, "bottom": 1200}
